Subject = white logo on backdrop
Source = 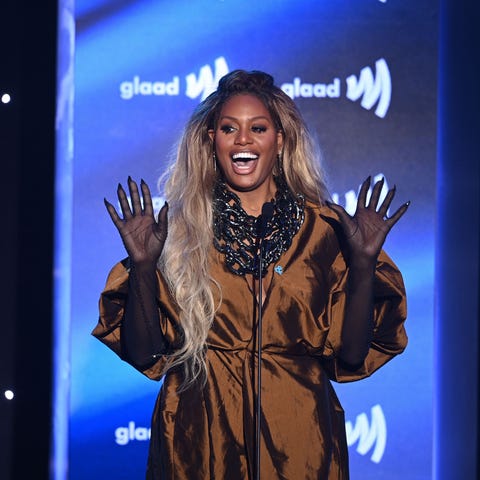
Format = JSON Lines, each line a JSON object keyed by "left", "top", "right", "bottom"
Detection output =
{"left": 346, "top": 58, "right": 391, "bottom": 118}
{"left": 185, "top": 57, "right": 229, "bottom": 101}
{"left": 280, "top": 58, "right": 391, "bottom": 118}
{"left": 115, "top": 421, "right": 151, "bottom": 445}
{"left": 331, "top": 173, "right": 390, "bottom": 216}
{"left": 119, "top": 76, "right": 180, "bottom": 100}
{"left": 114, "top": 404, "right": 387, "bottom": 464}
{"left": 119, "top": 56, "right": 392, "bottom": 118}
{"left": 118, "top": 57, "right": 229, "bottom": 101}
{"left": 281, "top": 78, "right": 341, "bottom": 99}
{"left": 346, "top": 404, "right": 387, "bottom": 463}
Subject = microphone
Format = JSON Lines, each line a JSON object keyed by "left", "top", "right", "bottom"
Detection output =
{"left": 256, "top": 201, "right": 274, "bottom": 239}
{"left": 254, "top": 200, "right": 274, "bottom": 480}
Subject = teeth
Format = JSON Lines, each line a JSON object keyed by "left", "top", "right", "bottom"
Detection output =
{"left": 232, "top": 152, "right": 258, "bottom": 160}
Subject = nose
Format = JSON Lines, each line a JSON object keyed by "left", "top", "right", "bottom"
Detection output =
{"left": 234, "top": 127, "right": 252, "bottom": 145}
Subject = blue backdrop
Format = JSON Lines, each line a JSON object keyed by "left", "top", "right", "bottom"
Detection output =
{"left": 60, "top": 1, "right": 438, "bottom": 478}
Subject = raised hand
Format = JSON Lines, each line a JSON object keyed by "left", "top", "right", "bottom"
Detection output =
{"left": 326, "top": 177, "right": 409, "bottom": 268}
{"left": 104, "top": 177, "right": 168, "bottom": 266}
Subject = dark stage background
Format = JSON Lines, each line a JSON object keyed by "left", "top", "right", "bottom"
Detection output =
{"left": 0, "top": 1, "right": 478, "bottom": 479}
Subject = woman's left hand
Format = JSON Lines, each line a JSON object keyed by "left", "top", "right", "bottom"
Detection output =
{"left": 326, "top": 176, "right": 410, "bottom": 268}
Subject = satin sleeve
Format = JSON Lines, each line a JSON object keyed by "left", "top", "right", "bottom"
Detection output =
{"left": 320, "top": 250, "right": 408, "bottom": 383}
{"left": 92, "top": 259, "right": 182, "bottom": 380}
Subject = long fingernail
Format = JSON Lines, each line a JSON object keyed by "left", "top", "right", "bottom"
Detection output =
{"left": 128, "top": 175, "right": 133, "bottom": 183}
{"left": 140, "top": 178, "right": 145, "bottom": 185}
{"left": 405, "top": 200, "right": 411, "bottom": 207}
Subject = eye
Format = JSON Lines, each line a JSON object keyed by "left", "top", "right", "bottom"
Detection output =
{"left": 220, "top": 124, "right": 236, "bottom": 134}
{"left": 251, "top": 125, "right": 267, "bottom": 133}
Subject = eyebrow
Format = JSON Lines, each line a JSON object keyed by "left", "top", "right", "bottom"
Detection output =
{"left": 219, "top": 115, "right": 272, "bottom": 122}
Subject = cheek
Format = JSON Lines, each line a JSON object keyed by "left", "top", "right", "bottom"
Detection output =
{"left": 263, "top": 136, "right": 280, "bottom": 155}
{"left": 214, "top": 135, "right": 230, "bottom": 154}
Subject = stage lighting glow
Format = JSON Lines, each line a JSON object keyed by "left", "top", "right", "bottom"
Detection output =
{"left": 4, "top": 390, "right": 14, "bottom": 400}
{"left": 1, "top": 93, "right": 11, "bottom": 104}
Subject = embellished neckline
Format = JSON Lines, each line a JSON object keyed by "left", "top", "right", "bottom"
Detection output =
{"left": 212, "top": 177, "right": 305, "bottom": 278}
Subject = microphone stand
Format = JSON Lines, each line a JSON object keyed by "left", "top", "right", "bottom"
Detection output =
{"left": 254, "top": 202, "right": 274, "bottom": 480}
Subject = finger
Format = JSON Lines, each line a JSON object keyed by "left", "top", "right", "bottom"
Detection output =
{"left": 104, "top": 198, "right": 124, "bottom": 229}
{"left": 356, "top": 176, "right": 371, "bottom": 210}
{"left": 385, "top": 201, "right": 410, "bottom": 228}
{"left": 140, "top": 179, "right": 154, "bottom": 217}
{"left": 157, "top": 201, "right": 169, "bottom": 224}
{"left": 368, "top": 177, "right": 385, "bottom": 211}
{"left": 153, "top": 202, "right": 169, "bottom": 244}
{"left": 117, "top": 183, "right": 133, "bottom": 219}
{"left": 128, "top": 176, "right": 143, "bottom": 215}
{"left": 377, "top": 185, "right": 396, "bottom": 218}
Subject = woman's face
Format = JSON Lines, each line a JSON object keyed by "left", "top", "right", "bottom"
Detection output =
{"left": 209, "top": 94, "right": 283, "bottom": 198}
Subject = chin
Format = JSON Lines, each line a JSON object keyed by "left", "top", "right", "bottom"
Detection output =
{"left": 225, "top": 180, "right": 259, "bottom": 193}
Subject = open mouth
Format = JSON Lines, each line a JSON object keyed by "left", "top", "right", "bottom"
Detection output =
{"left": 232, "top": 152, "right": 258, "bottom": 173}
{"left": 232, "top": 152, "right": 259, "bottom": 161}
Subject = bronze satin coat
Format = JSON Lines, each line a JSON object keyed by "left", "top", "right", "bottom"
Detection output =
{"left": 93, "top": 203, "right": 408, "bottom": 479}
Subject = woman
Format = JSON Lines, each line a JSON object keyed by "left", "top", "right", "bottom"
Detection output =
{"left": 94, "top": 70, "right": 409, "bottom": 479}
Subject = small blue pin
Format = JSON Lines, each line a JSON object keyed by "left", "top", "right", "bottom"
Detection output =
{"left": 274, "top": 265, "right": 284, "bottom": 275}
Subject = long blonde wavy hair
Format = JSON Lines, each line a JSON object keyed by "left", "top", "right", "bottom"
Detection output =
{"left": 159, "top": 70, "right": 329, "bottom": 389}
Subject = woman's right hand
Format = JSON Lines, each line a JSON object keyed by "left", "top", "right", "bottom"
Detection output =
{"left": 104, "top": 177, "right": 168, "bottom": 266}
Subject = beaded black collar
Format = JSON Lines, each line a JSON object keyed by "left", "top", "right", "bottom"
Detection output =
{"left": 213, "top": 177, "right": 305, "bottom": 278}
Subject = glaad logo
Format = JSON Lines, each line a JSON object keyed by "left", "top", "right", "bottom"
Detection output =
{"left": 186, "top": 56, "right": 229, "bottom": 101}
{"left": 281, "top": 78, "right": 341, "bottom": 99}
{"left": 118, "top": 56, "right": 391, "bottom": 118}
{"left": 115, "top": 421, "right": 151, "bottom": 446}
{"left": 119, "top": 57, "right": 229, "bottom": 101}
{"left": 346, "top": 58, "right": 391, "bottom": 118}
{"left": 120, "top": 76, "right": 180, "bottom": 100}
{"left": 346, "top": 404, "right": 386, "bottom": 463}
{"left": 114, "top": 406, "right": 387, "bottom": 458}
{"left": 331, "top": 173, "right": 389, "bottom": 216}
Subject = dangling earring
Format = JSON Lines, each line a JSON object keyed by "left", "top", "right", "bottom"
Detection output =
{"left": 277, "top": 152, "right": 284, "bottom": 176}
{"left": 213, "top": 152, "right": 217, "bottom": 172}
